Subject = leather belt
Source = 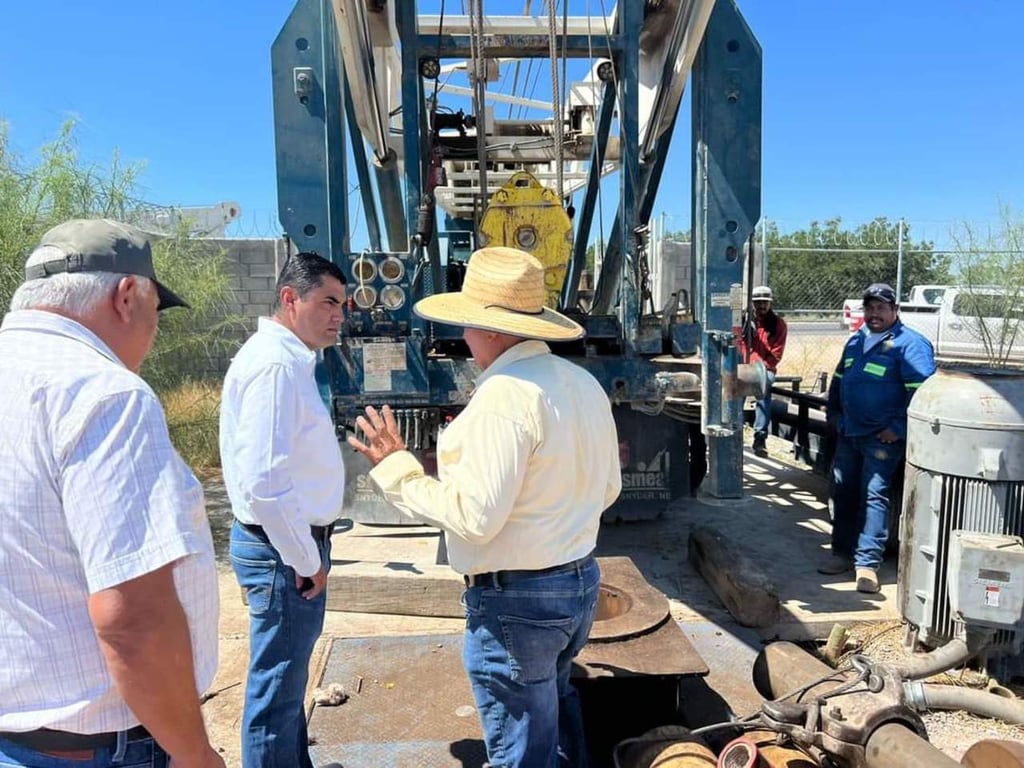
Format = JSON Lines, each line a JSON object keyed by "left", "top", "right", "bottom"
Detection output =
{"left": 240, "top": 521, "right": 334, "bottom": 544}
{"left": 463, "top": 552, "right": 594, "bottom": 588}
{"left": 0, "top": 725, "right": 150, "bottom": 752}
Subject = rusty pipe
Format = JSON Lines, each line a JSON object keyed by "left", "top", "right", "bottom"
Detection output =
{"left": 752, "top": 641, "right": 847, "bottom": 701}
{"left": 864, "top": 722, "right": 961, "bottom": 768}
{"left": 961, "top": 738, "right": 1024, "bottom": 768}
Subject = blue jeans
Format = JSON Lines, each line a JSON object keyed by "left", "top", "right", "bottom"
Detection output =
{"left": 0, "top": 733, "right": 167, "bottom": 767}
{"left": 230, "top": 521, "right": 331, "bottom": 768}
{"left": 830, "top": 434, "right": 904, "bottom": 570}
{"left": 753, "top": 370, "right": 776, "bottom": 443}
{"left": 461, "top": 555, "right": 600, "bottom": 768}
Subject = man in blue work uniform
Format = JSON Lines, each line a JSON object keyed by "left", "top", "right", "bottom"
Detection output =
{"left": 819, "top": 283, "right": 935, "bottom": 593}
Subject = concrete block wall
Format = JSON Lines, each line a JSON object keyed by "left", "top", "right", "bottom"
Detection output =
{"left": 191, "top": 237, "right": 285, "bottom": 379}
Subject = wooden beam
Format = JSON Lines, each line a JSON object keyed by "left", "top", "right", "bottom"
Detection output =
{"left": 325, "top": 560, "right": 464, "bottom": 618}
{"left": 688, "top": 524, "right": 779, "bottom": 628}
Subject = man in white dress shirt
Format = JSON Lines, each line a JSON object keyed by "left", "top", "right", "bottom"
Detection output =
{"left": 220, "top": 251, "right": 346, "bottom": 768}
{"left": 349, "top": 247, "right": 622, "bottom": 768}
{"left": 0, "top": 219, "right": 222, "bottom": 768}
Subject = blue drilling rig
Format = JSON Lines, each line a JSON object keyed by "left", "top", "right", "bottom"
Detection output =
{"left": 271, "top": 0, "right": 764, "bottom": 522}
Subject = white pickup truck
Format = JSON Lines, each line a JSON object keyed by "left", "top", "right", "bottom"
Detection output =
{"left": 900, "top": 286, "right": 1024, "bottom": 363}
{"left": 841, "top": 285, "right": 948, "bottom": 333}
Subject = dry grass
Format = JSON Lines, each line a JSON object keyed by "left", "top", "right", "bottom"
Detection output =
{"left": 777, "top": 333, "right": 848, "bottom": 388}
{"left": 161, "top": 381, "right": 222, "bottom": 478}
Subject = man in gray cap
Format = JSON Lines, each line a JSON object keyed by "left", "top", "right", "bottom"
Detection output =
{"left": 0, "top": 219, "right": 223, "bottom": 767}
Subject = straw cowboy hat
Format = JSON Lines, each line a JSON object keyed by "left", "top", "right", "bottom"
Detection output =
{"left": 414, "top": 247, "right": 584, "bottom": 341}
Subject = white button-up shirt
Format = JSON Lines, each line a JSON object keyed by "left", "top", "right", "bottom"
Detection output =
{"left": 370, "top": 340, "right": 622, "bottom": 575}
{"left": 220, "top": 318, "right": 345, "bottom": 577}
{"left": 0, "top": 310, "right": 219, "bottom": 734}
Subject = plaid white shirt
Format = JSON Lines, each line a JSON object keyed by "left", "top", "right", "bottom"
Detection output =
{"left": 0, "top": 310, "right": 219, "bottom": 734}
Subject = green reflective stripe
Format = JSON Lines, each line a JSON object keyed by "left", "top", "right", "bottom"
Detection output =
{"left": 905, "top": 382, "right": 923, "bottom": 389}
{"left": 863, "top": 362, "right": 887, "bottom": 377}
{"left": 833, "top": 372, "right": 843, "bottom": 379}
{"left": 844, "top": 357, "right": 854, "bottom": 368}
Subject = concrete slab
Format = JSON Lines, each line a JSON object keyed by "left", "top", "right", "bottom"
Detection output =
{"left": 324, "top": 444, "right": 902, "bottom": 642}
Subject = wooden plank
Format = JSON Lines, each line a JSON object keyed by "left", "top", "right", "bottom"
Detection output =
{"left": 688, "top": 524, "right": 779, "bottom": 628}
{"left": 325, "top": 561, "right": 464, "bottom": 618}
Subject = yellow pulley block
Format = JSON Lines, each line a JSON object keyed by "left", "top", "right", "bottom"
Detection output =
{"left": 478, "top": 171, "right": 572, "bottom": 309}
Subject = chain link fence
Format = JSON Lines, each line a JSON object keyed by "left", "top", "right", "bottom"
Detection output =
{"left": 766, "top": 247, "right": 901, "bottom": 389}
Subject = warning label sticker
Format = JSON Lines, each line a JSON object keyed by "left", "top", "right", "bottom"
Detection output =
{"left": 710, "top": 292, "right": 731, "bottom": 307}
{"left": 985, "top": 585, "right": 1001, "bottom": 608}
{"left": 362, "top": 342, "right": 406, "bottom": 392}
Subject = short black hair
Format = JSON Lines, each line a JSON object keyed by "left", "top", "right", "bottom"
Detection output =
{"left": 274, "top": 252, "right": 346, "bottom": 310}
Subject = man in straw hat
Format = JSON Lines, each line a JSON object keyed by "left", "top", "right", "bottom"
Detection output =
{"left": 349, "top": 246, "right": 622, "bottom": 768}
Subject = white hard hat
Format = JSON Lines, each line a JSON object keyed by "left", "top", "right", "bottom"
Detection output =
{"left": 752, "top": 285, "right": 773, "bottom": 301}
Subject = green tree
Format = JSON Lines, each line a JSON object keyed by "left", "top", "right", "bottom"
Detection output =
{"left": 763, "top": 217, "right": 951, "bottom": 312}
{"left": 0, "top": 120, "right": 241, "bottom": 391}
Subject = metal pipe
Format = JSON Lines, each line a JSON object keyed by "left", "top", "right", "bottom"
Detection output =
{"left": 353, "top": 0, "right": 389, "bottom": 157}
{"left": 864, "top": 722, "right": 961, "bottom": 768}
{"left": 373, "top": 149, "right": 408, "bottom": 250}
{"left": 335, "top": 0, "right": 390, "bottom": 159}
{"left": 907, "top": 682, "right": 1024, "bottom": 725}
{"left": 751, "top": 641, "right": 843, "bottom": 701}
{"left": 961, "top": 739, "right": 1024, "bottom": 768}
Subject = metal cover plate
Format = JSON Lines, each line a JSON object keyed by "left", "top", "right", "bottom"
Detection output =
{"left": 309, "top": 635, "right": 485, "bottom": 767}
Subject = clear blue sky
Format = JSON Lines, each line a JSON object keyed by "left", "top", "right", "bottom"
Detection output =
{"left": 1, "top": 2, "right": 1021, "bottom": 247}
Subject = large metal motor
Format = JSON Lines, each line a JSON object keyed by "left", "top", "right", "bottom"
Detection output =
{"left": 898, "top": 365, "right": 1024, "bottom": 667}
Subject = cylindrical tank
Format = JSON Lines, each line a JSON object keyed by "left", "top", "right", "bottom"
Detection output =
{"left": 899, "top": 365, "right": 1024, "bottom": 661}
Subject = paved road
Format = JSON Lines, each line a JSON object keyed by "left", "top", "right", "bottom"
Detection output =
{"left": 785, "top": 320, "right": 849, "bottom": 336}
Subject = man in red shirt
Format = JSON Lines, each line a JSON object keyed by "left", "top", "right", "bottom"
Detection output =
{"left": 740, "top": 285, "right": 788, "bottom": 456}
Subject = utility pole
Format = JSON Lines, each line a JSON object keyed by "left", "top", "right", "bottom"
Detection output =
{"left": 896, "top": 218, "right": 905, "bottom": 302}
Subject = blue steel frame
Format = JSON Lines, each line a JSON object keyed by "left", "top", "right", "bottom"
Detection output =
{"left": 271, "top": 0, "right": 762, "bottom": 504}
{"left": 272, "top": 0, "right": 349, "bottom": 258}
{"left": 692, "top": 0, "right": 763, "bottom": 497}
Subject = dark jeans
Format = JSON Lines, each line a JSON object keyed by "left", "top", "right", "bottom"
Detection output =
{"left": 830, "top": 434, "right": 904, "bottom": 570}
{"left": 230, "top": 521, "right": 332, "bottom": 768}
{"left": 753, "top": 370, "right": 776, "bottom": 444}
{"left": 461, "top": 556, "right": 600, "bottom": 768}
{"left": 0, "top": 733, "right": 167, "bottom": 767}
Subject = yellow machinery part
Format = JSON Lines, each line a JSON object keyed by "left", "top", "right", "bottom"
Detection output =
{"left": 478, "top": 171, "right": 572, "bottom": 309}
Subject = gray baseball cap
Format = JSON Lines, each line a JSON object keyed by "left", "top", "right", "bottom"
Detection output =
{"left": 25, "top": 218, "right": 189, "bottom": 311}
